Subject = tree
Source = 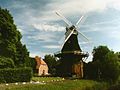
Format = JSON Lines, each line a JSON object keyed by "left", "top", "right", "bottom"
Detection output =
{"left": 85, "top": 45, "right": 120, "bottom": 83}
{"left": 101, "top": 51, "right": 119, "bottom": 83}
{"left": 44, "top": 54, "right": 57, "bottom": 75}
{"left": 115, "top": 52, "right": 120, "bottom": 82}
{"left": 0, "top": 8, "right": 21, "bottom": 59}
{"left": 84, "top": 61, "right": 101, "bottom": 80}
{"left": 16, "top": 42, "right": 31, "bottom": 67}
{"left": 116, "top": 52, "right": 120, "bottom": 61}
{"left": 30, "top": 57, "right": 37, "bottom": 73}
{"left": 0, "top": 56, "right": 15, "bottom": 68}
{"left": 89, "top": 46, "right": 111, "bottom": 80}
{"left": 93, "top": 46, "right": 110, "bottom": 62}
{"left": 0, "top": 7, "right": 30, "bottom": 67}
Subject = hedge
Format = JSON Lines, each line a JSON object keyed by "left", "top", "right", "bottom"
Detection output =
{"left": 0, "top": 67, "right": 32, "bottom": 83}
{"left": 0, "top": 56, "right": 15, "bottom": 68}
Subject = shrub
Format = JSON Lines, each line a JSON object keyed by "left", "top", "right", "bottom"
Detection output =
{"left": 0, "top": 67, "right": 32, "bottom": 83}
{"left": 0, "top": 56, "right": 15, "bottom": 68}
{"left": 107, "top": 84, "right": 120, "bottom": 90}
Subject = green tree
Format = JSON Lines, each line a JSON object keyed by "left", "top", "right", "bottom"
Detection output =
{"left": 0, "top": 8, "right": 30, "bottom": 67}
{"left": 0, "top": 8, "right": 21, "bottom": 59}
{"left": 87, "top": 46, "right": 110, "bottom": 80}
{"left": 93, "top": 46, "right": 110, "bottom": 62}
{"left": 101, "top": 51, "right": 119, "bottom": 83}
{"left": 84, "top": 61, "right": 100, "bottom": 80}
{"left": 85, "top": 46, "right": 120, "bottom": 83}
{"left": 44, "top": 54, "right": 57, "bottom": 75}
{"left": 16, "top": 42, "right": 31, "bottom": 67}
{"left": 116, "top": 52, "right": 120, "bottom": 61}
{"left": 30, "top": 57, "right": 37, "bottom": 73}
{"left": 115, "top": 52, "right": 120, "bottom": 82}
{"left": 0, "top": 56, "right": 15, "bottom": 68}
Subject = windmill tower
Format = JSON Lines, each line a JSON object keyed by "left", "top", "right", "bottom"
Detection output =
{"left": 55, "top": 12, "right": 89, "bottom": 78}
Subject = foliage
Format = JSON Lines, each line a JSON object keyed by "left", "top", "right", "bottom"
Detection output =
{"left": 30, "top": 57, "right": 37, "bottom": 73}
{"left": 85, "top": 46, "right": 120, "bottom": 83}
{"left": 115, "top": 52, "right": 120, "bottom": 68}
{"left": 107, "top": 84, "right": 120, "bottom": 90}
{"left": 0, "top": 67, "right": 32, "bottom": 83}
{"left": 44, "top": 54, "right": 57, "bottom": 75}
{"left": 0, "top": 56, "right": 15, "bottom": 68}
{"left": 16, "top": 42, "right": 31, "bottom": 67}
{"left": 115, "top": 52, "right": 120, "bottom": 83}
{"left": 0, "top": 8, "right": 21, "bottom": 59}
{"left": 84, "top": 62, "right": 98, "bottom": 79}
{"left": 116, "top": 52, "right": 120, "bottom": 59}
{"left": 0, "top": 7, "right": 30, "bottom": 67}
{"left": 101, "top": 52, "right": 119, "bottom": 83}
{"left": 92, "top": 46, "right": 110, "bottom": 62}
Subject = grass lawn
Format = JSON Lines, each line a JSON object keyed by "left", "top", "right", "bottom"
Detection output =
{"left": 0, "top": 77, "right": 108, "bottom": 90}
{"left": 32, "top": 77, "right": 64, "bottom": 82}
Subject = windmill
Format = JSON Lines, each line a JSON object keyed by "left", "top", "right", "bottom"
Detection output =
{"left": 54, "top": 11, "right": 89, "bottom": 78}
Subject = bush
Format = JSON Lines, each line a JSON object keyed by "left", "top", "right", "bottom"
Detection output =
{"left": 0, "top": 56, "right": 15, "bottom": 68}
{"left": 107, "top": 84, "right": 120, "bottom": 90}
{"left": 0, "top": 67, "right": 32, "bottom": 83}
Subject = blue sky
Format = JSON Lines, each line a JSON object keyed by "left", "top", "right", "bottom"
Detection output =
{"left": 0, "top": 0, "right": 120, "bottom": 62}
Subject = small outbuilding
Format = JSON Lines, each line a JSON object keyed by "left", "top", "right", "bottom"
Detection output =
{"left": 35, "top": 56, "right": 49, "bottom": 76}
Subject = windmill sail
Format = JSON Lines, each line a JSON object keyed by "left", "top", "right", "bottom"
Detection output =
{"left": 78, "top": 31, "right": 89, "bottom": 41}
{"left": 55, "top": 11, "right": 72, "bottom": 26}
{"left": 76, "top": 16, "right": 84, "bottom": 26}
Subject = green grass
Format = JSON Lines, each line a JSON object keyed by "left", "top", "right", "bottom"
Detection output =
{"left": 32, "top": 77, "right": 63, "bottom": 82}
{"left": 0, "top": 77, "right": 108, "bottom": 90}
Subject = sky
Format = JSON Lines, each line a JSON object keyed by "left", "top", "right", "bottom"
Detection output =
{"left": 0, "top": 0, "right": 120, "bottom": 62}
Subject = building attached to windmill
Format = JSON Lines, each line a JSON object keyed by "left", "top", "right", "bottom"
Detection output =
{"left": 35, "top": 56, "right": 49, "bottom": 76}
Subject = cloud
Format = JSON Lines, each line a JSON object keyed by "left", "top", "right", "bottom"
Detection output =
{"left": 48, "top": 0, "right": 120, "bottom": 16}
{"left": 9, "top": 0, "right": 120, "bottom": 35}
{"left": 32, "top": 23, "right": 65, "bottom": 32}
{"left": 43, "top": 45, "right": 60, "bottom": 49}
{"left": 27, "top": 33, "right": 56, "bottom": 42}
{"left": 10, "top": 0, "right": 120, "bottom": 27}
{"left": 79, "top": 41, "right": 92, "bottom": 45}
{"left": 30, "top": 51, "right": 52, "bottom": 58}
{"left": 111, "top": 0, "right": 120, "bottom": 10}
{"left": 1, "top": 0, "right": 120, "bottom": 60}
{"left": 106, "top": 30, "right": 120, "bottom": 39}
